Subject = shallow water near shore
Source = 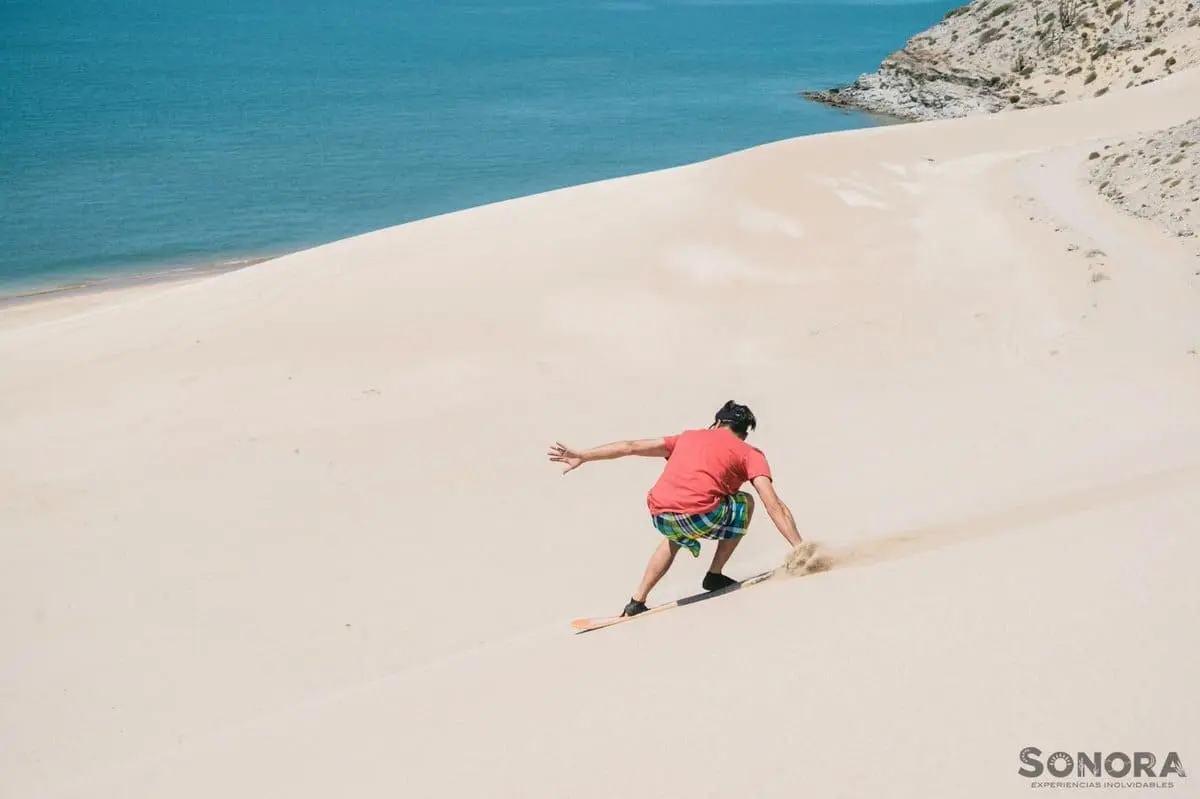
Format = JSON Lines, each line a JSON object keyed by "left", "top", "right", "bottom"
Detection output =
{"left": 2, "top": 0, "right": 956, "bottom": 296}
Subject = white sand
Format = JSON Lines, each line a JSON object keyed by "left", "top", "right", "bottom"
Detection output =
{"left": 3, "top": 68, "right": 1200, "bottom": 798}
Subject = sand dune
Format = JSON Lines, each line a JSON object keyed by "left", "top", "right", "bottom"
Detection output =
{"left": 3, "top": 67, "right": 1200, "bottom": 798}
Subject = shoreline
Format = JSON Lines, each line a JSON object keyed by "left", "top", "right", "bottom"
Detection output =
{"left": 2, "top": 114, "right": 904, "bottom": 313}
{"left": 0, "top": 253, "right": 285, "bottom": 310}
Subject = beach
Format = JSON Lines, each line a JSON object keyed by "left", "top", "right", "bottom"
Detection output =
{"left": 4, "top": 34, "right": 1200, "bottom": 799}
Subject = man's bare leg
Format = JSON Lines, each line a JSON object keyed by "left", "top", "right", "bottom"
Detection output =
{"left": 632, "top": 539, "right": 681, "bottom": 603}
{"left": 707, "top": 535, "right": 744, "bottom": 576}
{"left": 708, "top": 492, "right": 755, "bottom": 577}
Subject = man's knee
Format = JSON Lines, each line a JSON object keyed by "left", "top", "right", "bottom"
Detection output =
{"left": 739, "top": 491, "right": 755, "bottom": 520}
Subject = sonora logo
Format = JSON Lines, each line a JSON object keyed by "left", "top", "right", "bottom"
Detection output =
{"left": 1018, "top": 747, "right": 1187, "bottom": 780}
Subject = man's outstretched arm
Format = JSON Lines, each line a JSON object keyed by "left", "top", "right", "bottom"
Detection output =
{"left": 750, "top": 475, "right": 804, "bottom": 547}
{"left": 547, "top": 438, "right": 670, "bottom": 473}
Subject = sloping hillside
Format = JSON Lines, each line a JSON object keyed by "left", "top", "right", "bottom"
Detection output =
{"left": 804, "top": 0, "right": 1200, "bottom": 120}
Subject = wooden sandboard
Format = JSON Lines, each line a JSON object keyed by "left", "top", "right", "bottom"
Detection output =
{"left": 570, "top": 569, "right": 777, "bottom": 634}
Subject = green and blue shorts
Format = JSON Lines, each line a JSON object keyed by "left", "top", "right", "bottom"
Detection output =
{"left": 651, "top": 492, "right": 752, "bottom": 557}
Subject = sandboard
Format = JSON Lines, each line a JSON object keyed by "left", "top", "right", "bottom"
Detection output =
{"left": 570, "top": 569, "right": 778, "bottom": 634}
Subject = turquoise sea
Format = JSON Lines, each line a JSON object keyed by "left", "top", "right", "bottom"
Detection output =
{"left": 1, "top": 0, "right": 955, "bottom": 296}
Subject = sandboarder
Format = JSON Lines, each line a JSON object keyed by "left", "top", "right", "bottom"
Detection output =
{"left": 548, "top": 400, "right": 805, "bottom": 617}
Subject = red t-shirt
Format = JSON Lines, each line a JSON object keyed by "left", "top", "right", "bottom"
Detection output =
{"left": 646, "top": 427, "right": 772, "bottom": 515}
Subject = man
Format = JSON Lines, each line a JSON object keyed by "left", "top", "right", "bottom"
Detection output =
{"left": 547, "top": 400, "right": 805, "bottom": 617}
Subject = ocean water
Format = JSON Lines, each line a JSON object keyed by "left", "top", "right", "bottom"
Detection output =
{"left": 0, "top": 0, "right": 956, "bottom": 295}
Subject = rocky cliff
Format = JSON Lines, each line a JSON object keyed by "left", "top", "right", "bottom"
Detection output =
{"left": 804, "top": 0, "right": 1200, "bottom": 120}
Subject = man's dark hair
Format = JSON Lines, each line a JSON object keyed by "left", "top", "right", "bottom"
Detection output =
{"left": 712, "top": 400, "right": 757, "bottom": 438}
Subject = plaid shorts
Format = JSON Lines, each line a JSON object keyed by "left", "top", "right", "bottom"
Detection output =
{"left": 651, "top": 492, "right": 752, "bottom": 557}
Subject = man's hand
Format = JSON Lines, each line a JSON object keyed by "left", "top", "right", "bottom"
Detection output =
{"left": 547, "top": 442, "right": 585, "bottom": 474}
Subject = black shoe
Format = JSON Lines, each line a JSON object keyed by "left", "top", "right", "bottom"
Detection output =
{"left": 622, "top": 598, "right": 648, "bottom": 617}
{"left": 702, "top": 572, "right": 737, "bottom": 591}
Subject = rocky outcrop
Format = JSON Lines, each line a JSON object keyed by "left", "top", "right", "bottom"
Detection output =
{"left": 1087, "top": 118, "right": 1198, "bottom": 242}
{"left": 803, "top": 0, "right": 1200, "bottom": 121}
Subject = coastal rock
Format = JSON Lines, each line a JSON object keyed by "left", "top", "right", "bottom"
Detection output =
{"left": 804, "top": 0, "right": 1200, "bottom": 121}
